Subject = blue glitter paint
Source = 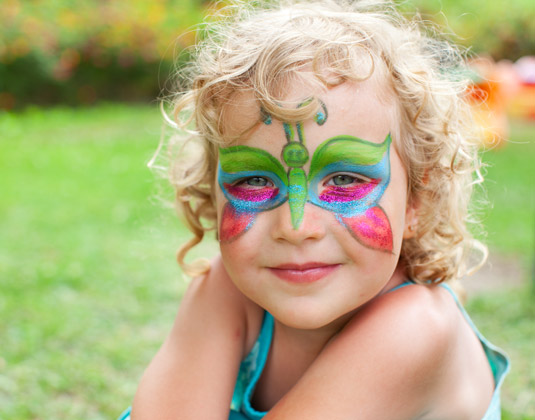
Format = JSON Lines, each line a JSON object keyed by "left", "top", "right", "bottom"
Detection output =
{"left": 261, "top": 107, "right": 272, "bottom": 125}
{"left": 308, "top": 152, "right": 390, "bottom": 217}
{"left": 218, "top": 165, "right": 288, "bottom": 213}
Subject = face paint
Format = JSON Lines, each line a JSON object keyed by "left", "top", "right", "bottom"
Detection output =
{"left": 224, "top": 184, "right": 280, "bottom": 202}
{"left": 220, "top": 203, "right": 256, "bottom": 242}
{"left": 319, "top": 181, "right": 378, "bottom": 203}
{"left": 218, "top": 145, "right": 288, "bottom": 242}
{"left": 218, "top": 102, "right": 393, "bottom": 251}
{"left": 340, "top": 206, "right": 393, "bottom": 251}
{"left": 281, "top": 99, "right": 327, "bottom": 229}
{"left": 308, "top": 135, "right": 391, "bottom": 213}
{"left": 308, "top": 134, "right": 393, "bottom": 252}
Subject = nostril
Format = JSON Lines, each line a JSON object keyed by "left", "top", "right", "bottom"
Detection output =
{"left": 271, "top": 202, "right": 326, "bottom": 244}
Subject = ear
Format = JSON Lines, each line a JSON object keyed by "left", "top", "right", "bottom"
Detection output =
{"left": 403, "top": 199, "right": 419, "bottom": 239}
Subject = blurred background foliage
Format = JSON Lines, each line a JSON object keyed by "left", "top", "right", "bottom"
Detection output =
{"left": 0, "top": 0, "right": 534, "bottom": 110}
{"left": 407, "top": 0, "right": 535, "bottom": 60}
{"left": 0, "top": 0, "right": 211, "bottom": 109}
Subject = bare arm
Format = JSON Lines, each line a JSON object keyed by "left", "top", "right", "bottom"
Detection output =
{"left": 263, "top": 286, "right": 456, "bottom": 420}
{"left": 131, "top": 256, "right": 249, "bottom": 420}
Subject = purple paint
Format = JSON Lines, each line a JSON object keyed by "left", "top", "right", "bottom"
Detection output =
{"left": 319, "top": 181, "right": 378, "bottom": 203}
{"left": 341, "top": 206, "right": 393, "bottom": 252}
{"left": 224, "top": 183, "right": 279, "bottom": 202}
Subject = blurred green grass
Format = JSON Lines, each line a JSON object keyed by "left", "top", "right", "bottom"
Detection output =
{"left": 0, "top": 105, "right": 533, "bottom": 418}
{"left": 479, "top": 122, "right": 535, "bottom": 261}
{"left": 469, "top": 121, "right": 535, "bottom": 419}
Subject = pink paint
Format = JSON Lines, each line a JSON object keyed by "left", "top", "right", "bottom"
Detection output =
{"left": 224, "top": 183, "right": 279, "bottom": 202}
{"left": 219, "top": 203, "right": 255, "bottom": 242}
{"left": 341, "top": 206, "right": 393, "bottom": 252}
{"left": 319, "top": 181, "right": 377, "bottom": 203}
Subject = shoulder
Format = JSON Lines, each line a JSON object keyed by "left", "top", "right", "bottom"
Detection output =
{"left": 182, "top": 255, "right": 249, "bottom": 314}
{"left": 341, "top": 283, "right": 457, "bottom": 355}
{"left": 331, "top": 283, "right": 461, "bottom": 415}
{"left": 178, "top": 255, "right": 264, "bottom": 355}
{"left": 131, "top": 256, "right": 259, "bottom": 418}
{"left": 348, "top": 283, "right": 456, "bottom": 360}
{"left": 333, "top": 282, "right": 493, "bottom": 418}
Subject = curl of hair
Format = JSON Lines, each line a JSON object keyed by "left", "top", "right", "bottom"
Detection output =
{"left": 163, "top": 0, "right": 487, "bottom": 282}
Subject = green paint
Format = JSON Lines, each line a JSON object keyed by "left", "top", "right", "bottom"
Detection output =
{"left": 219, "top": 145, "right": 288, "bottom": 185}
{"left": 282, "top": 142, "right": 309, "bottom": 167}
{"left": 288, "top": 168, "right": 307, "bottom": 229}
{"left": 308, "top": 134, "right": 391, "bottom": 181}
{"left": 283, "top": 123, "right": 295, "bottom": 142}
{"left": 297, "top": 122, "right": 306, "bottom": 143}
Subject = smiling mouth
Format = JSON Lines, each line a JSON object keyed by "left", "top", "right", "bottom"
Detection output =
{"left": 268, "top": 263, "right": 340, "bottom": 283}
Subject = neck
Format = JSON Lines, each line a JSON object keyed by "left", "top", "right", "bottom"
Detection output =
{"left": 274, "top": 310, "right": 352, "bottom": 356}
{"left": 274, "top": 263, "right": 408, "bottom": 354}
{"left": 253, "top": 316, "right": 347, "bottom": 411}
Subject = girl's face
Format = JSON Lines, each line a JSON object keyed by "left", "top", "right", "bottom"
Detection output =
{"left": 216, "top": 79, "right": 414, "bottom": 330}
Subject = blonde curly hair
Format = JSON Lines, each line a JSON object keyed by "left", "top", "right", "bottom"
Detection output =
{"left": 162, "top": 0, "right": 486, "bottom": 283}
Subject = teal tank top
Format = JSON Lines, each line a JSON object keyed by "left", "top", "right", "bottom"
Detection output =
{"left": 118, "top": 282, "right": 509, "bottom": 420}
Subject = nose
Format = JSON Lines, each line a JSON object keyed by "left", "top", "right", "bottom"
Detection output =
{"left": 270, "top": 202, "right": 326, "bottom": 245}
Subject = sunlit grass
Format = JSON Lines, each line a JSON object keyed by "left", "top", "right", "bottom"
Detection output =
{"left": 480, "top": 120, "right": 535, "bottom": 264}
{"left": 0, "top": 104, "right": 217, "bottom": 418}
{"left": 0, "top": 105, "right": 533, "bottom": 418}
{"left": 467, "top": 286, "right": 535, "bottom": 419}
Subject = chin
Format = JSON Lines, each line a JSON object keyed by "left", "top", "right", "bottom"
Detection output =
{"left": 271, "top": 303, "right": 351, "bottom": 331}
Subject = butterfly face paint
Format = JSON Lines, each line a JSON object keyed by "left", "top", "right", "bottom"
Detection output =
{"left": 218, "top": 145, "right": 288, "bottom": 242}
{"left": 308, "top": 135, "right": 392, "bottom": 251}
{"left": 217, "top": 103, "right": 393, "bottom": 251}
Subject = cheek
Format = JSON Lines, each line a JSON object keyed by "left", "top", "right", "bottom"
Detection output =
{"left": 219, "top": 203, "right": 256, "bottom": 243}
{"left": 219, "top": 230, "right": 262, "bottom": 287}
{"left": 342, "top": 237, "right": 401, "bottom": 291}
{"left": 216, "top": 186, "right": 258, "bottom": 243}
{"left": 339, "top": 206, "right": 393, "bottom": 252}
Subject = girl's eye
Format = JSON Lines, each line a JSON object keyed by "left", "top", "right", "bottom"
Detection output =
{"left": 326, "top": 173, "right": 371, "bottom": 186}
{"left": 332, "top": 175, "right": 354, "bottom": 186}
{"left": 239, "top": 177, "right": 272, "bottom": 188}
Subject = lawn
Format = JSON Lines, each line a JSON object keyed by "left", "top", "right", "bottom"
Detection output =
{"left": 0, "top": 104, "right": 533, "bottom": 418}
{"left": 479, "top": 120, "right": 535, "bottom": 262}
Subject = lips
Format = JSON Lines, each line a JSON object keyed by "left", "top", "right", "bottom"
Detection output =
{"left": 268, "top": 262, "right": 340, "bottom": 283}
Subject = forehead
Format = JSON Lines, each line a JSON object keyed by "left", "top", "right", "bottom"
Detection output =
{"left": 221, "top": 76, "right": 397, "bottom": 151}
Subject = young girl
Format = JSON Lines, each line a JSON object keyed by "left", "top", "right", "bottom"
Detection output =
{"left": 121, "top": 0, "right": 509, "bottom": 418}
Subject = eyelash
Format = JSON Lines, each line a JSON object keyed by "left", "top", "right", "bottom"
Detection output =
{"left": 235, "top": 176, "right": 274, "bottom": 188}
{"left": 232, "top": 173, "right": 372, "bottom": 189}
{"left": 324, "top": 173, "right": 372, "bottom": 186}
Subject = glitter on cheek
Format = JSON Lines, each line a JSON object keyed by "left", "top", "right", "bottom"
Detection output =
{"left": 224, "top": 184, "right": 279, "bottom": 202}
{"left": 219, "top": 203, "right": 256, "bottom": 243}
{"left": 319, "top": 182, "right": 378, "bottom": 203}
{"left": 340, "top": 206, "right": 393, "bottom": 252}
